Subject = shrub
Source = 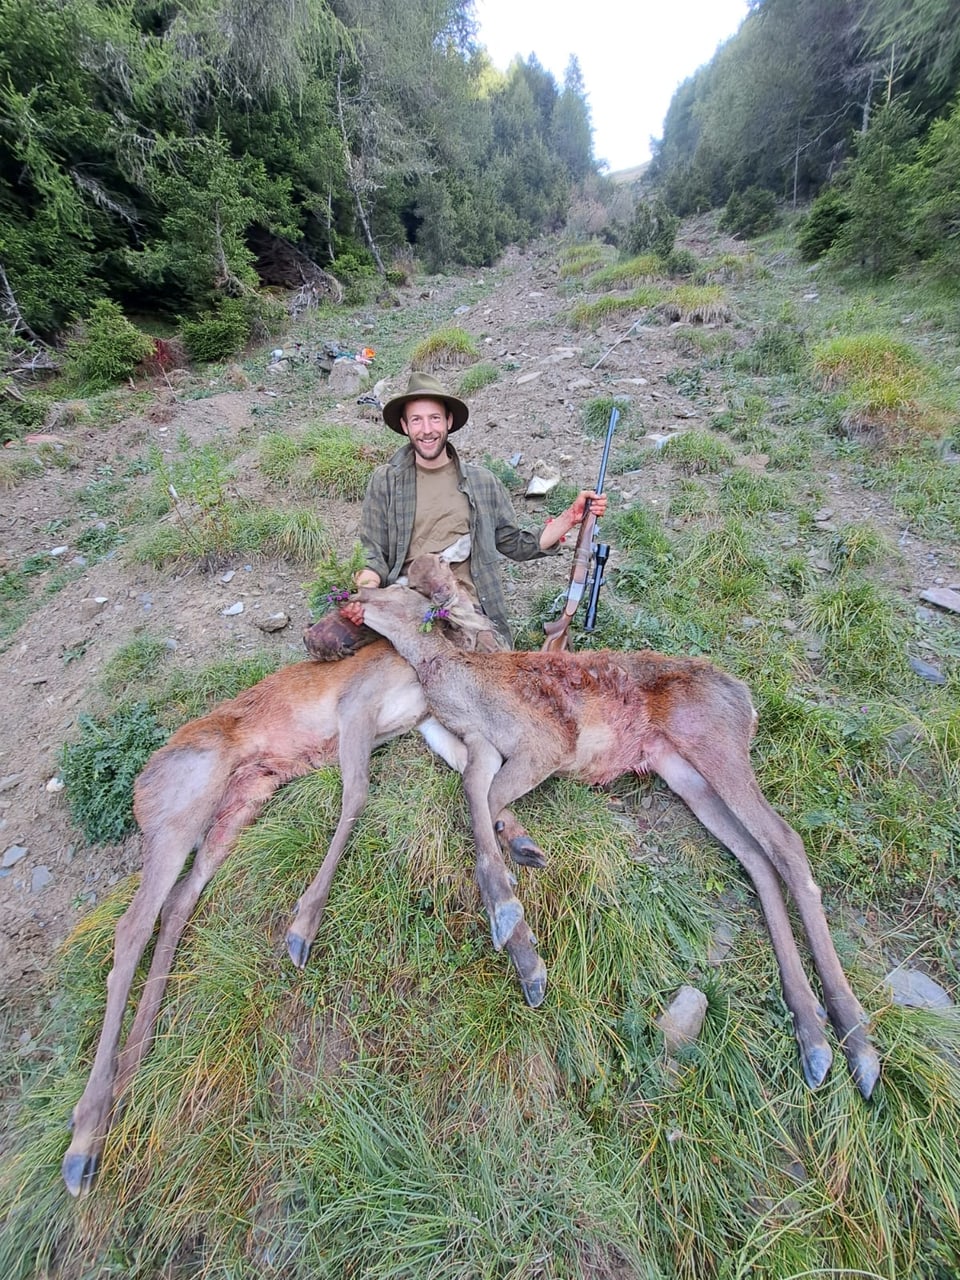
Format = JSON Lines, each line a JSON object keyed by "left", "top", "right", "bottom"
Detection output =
{"left": 180, "top": 297, "right": 251, "bottom": 364}
{"left": 624, "top": 199, "right": 679, "bottom": 257}
{"left": 65, "top": 300, "right": 154, "bottom": 391}
{"left": 719, "top": 187, "right": 778, "bottom": 239}
{"left": 61, "top": 702, "right": 168, "bottom": 844}
{"left": 797, "top": 187, "right": 850, "bottom": 262}
{"left": 663, "top": 247, "right": 699, "bottom": 277}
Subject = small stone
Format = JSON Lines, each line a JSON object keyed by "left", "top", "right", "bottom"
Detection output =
{"left": 79, "top": 596, "right": 109, "bottom": 622}
{"left": 222, "top": 601, "right": 244, "bottom": 616}
{"left": 31, "top": 865, "right": 52, "bottom": 893}
{"left": 256, "top": 612, "right": 290, "bottom": 633}
{"left": 45, "top": 776, "right": 65, "bottom": 793}
{"left": 221, "top": 569, "right": 236, "bottom": 583}
{"left": 884, "top": 967, "right": 954, "bottom": 1009}
{"left": 908, "top": 655, "right": 946, "bottom": 685}
{"left": 2, "top": 844, "right": 28, "bottom": 869}
{"left": 516, "top": 371, "right": 541, "bottom": 385}
{"left": 707, "top": 920, "right": 736, "bottom": 966}
{"left": 657, "top": 985, "right": 708, "bottom": 1054}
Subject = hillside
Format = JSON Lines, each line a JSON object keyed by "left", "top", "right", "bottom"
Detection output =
{"left": 2, "top": 214, "right": 960, "bottom": 1277}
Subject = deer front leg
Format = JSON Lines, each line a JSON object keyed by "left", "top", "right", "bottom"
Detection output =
{"left": 287, "top": 719, "right": 380, "bottom": 969}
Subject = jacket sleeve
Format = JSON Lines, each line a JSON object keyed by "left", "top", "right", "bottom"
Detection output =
{"left": 489, "top": 475, "right": 561, "bottom": 562}
{"left": 358, "top": 467, "right": 393, "bottom": 583}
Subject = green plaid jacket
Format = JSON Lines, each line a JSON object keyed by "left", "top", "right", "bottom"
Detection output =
{"left": 358, "top": 442, "right": 558, "bottom": 643}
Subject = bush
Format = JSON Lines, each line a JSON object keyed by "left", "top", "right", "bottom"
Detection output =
{"left": 61, "top": 702, "right": 168, "bottom": 844}
{"left": 719, "top": 187, "right": 778, "bottom": 239}
{"left": 798, "top": 187, "right": 850, "bottom": 262}
{"left": 664, "top": 248, "right": 699, "bottom": 277}
{"left": 65, "top": 300, "right": 154, "bottom": 391}
{"left": 180, "top": 297, "right": 251, "bottom": 364}
{"left": 624, "top": 199, "right": 679, "bottom": 258}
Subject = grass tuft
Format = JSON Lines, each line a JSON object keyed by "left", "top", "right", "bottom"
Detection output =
{"left": 410, "top": 327, "right": 479, "bottom": 369}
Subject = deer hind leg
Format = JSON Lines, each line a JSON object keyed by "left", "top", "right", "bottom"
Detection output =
{"left": 61, "top": 755, "right": 300, "bottom": 1197}
{"left": 419, "top": 716, "right": 547, "bottom": 868}
{"left": 116, "top": 761, "right": 295, "bottom": 1097}
{"left": 653, "top": 744, "right": 879, "bottom": 1097}
{"left": 62, "top": 849, "right": 188, "bottom": 1197}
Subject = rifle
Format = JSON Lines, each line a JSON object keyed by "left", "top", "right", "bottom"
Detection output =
{"left": 541, "top": 405, "right": 618, "bottom": 653}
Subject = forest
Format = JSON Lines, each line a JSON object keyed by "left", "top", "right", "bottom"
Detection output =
{"left": 651, "top": 0, "right": 960, "bottom": 283}
{"left": 0, "top": 0, "right": 594, "bottom": 344}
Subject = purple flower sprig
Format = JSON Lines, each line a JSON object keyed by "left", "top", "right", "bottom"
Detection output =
{"left": 315, "top": 585, "right": 351, "bottom": 617}
{"left": 419, "top": 606, "right": 451, "bottom": 633}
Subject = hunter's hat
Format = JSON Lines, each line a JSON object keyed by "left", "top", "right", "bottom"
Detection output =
{"left": 382, "top": 371, "right": 469, "bottom": 434}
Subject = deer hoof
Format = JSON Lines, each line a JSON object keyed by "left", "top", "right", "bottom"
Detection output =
{"left": 520, "top": 965, "right": 547, "bottom": 1008}
{"left": 508, "top": 836, "right": 548, "bottom": 869}
{"left": 489, "top": 899, "right": 524, "bottom": 952}
{"left": 286, "top": 932, "right": 312, "bottom": 970}
{"left": 848, "top": 1041, "right": 881, "bottom": 1100}
{"left": 799, "top": 1042, "right": 833, "bottom": 1091}
{"left": 62, "top": 1151, "right": 99, "bottom": 1198}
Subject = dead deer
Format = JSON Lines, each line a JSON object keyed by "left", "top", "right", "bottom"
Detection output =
{"left": 355, "top": 554, "right": 882, "bottom": 1100}
{"left": 61, "top": 609, "right": 538, "bottom": 1197}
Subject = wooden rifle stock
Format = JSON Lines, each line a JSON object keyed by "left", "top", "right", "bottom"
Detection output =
{"left": 541, "top": 405, "right": 619, "bottom": 653}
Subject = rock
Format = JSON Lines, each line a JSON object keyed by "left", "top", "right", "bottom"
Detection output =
{"left": 31, "top": 865, "right": 52, "bottom": 893}
{"left": 2, "top": 844, "right": 28, "bottom": 869}
{"left": 565, "top": 377, "right": 594, "bottom": 392}
{"left": 79, "top": 596, "right": 109, "bottom": 622}
{"left": 221, "top": 569, "right": 236, "bottom": 583}
{"left": 0, "top": 774, "right": 24, "bottom": 794}
{"left": 327, "top": 360, "right": 369, "bottom": 395}
{"left": 516, "top": 371, "right": 541, "bottom": 385}
{"left": 919, "top": 586, "right": 960, "bottom": 615}
{"left": 525, "top": 462, "right": 561, "bottom": 496}
{"left": 884, "top": 967, "right": 954, "bottom": 1009}
{"left": 657, "top": 985, "right": 708, "bottom": 1054}
{"left": 256, "top": 612, "right": 290, "bottom": 633}
{"left": 908, "top": 655, "right": 946, "bottom": 684}
{"left": 707, "top": 920, "right": 736, "bottom": 966}
{"left": 45, "top": 776, "right": 65, "bottom": 793}
{"left": 221, "top": 601, "right": 244, "bottom": 616}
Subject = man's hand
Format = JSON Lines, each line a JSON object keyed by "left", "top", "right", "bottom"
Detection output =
{"left": 569, "top": 489, "right": 607, "bottom": 522}
{"left": 341, "top": 569, "right": 379, "bottom": 624}
{"left": 340, "top": 600, "right": 365, "bottom": 626}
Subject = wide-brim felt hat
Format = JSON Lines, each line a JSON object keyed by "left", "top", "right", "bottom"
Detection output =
{"left": 382, "top": 371, "right": 469, "bottom": 433}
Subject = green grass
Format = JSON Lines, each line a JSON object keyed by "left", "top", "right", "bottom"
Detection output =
{"left": 586, "top": 254, "right": 663, "bottom": 291}
{"left": 659, "top": 285, "right": 732, "bottom": 324}
{"left": 410, "top": 326, "right": 480, "bottom": 368}
{"left": 458, "top": 361, "right": 500, "bottom": 396}
{"left": 569, "top": 285, "right": 665, "bottom": 329}
{"left": 4, "top": 733, "right": 960, "bottom": 1278}
{"left": 657, "top": 429, "right": 736, "bottom": 474}
{"left": 558, "top": 242, "right": 607, "bottom": 278}
{"left": 128, "top": 502, "right": 331, "bottom": 568}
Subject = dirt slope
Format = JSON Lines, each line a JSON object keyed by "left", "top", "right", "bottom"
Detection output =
{"left": 1, "top": 228, "right": 955, "bottom": 1027}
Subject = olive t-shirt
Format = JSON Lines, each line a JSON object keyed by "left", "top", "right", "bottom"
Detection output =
{"left": 405, "top": 459, "right": 478, "bottom": 604}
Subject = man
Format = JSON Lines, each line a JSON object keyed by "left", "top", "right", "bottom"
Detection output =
{"left": 344, "top": 371, "right": 607, "bottom": 646}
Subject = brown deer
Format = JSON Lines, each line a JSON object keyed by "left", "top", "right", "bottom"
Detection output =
{"left": 61, "top": 618, "right": 540, "bottom": 1197}
{"left": 355, "top": 555, "right": 882, "bottom": 1100}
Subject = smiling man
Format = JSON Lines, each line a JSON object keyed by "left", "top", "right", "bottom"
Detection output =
{"left": 346, "top": 371, "right": 605, "bottom": 647}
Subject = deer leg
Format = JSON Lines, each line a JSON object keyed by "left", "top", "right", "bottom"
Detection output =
{"left": 62, "top": 852, "right": 186, "bottom": 1197}
{"left": 116, "top": 764, "right": 291, "bottom": 1097}
{"left": 461, "top": 734, "right": 529, "bottom": 953}
{"left": 287, "top": 722, "right": 379, "bottom": 969}
{"left": 419, "top": 716, "right": 546, "bottom": 868}
{"left": 653, "top": 745, "right": 879, "bottom": 1097}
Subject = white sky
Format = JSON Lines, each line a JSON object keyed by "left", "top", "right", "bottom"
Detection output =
{"left": 473, "top": 0, "right": 751, "bottom": 171}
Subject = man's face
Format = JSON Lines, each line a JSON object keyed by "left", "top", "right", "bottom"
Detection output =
{"left": 401, "top": 397, "right": 452, "bottom": 463}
